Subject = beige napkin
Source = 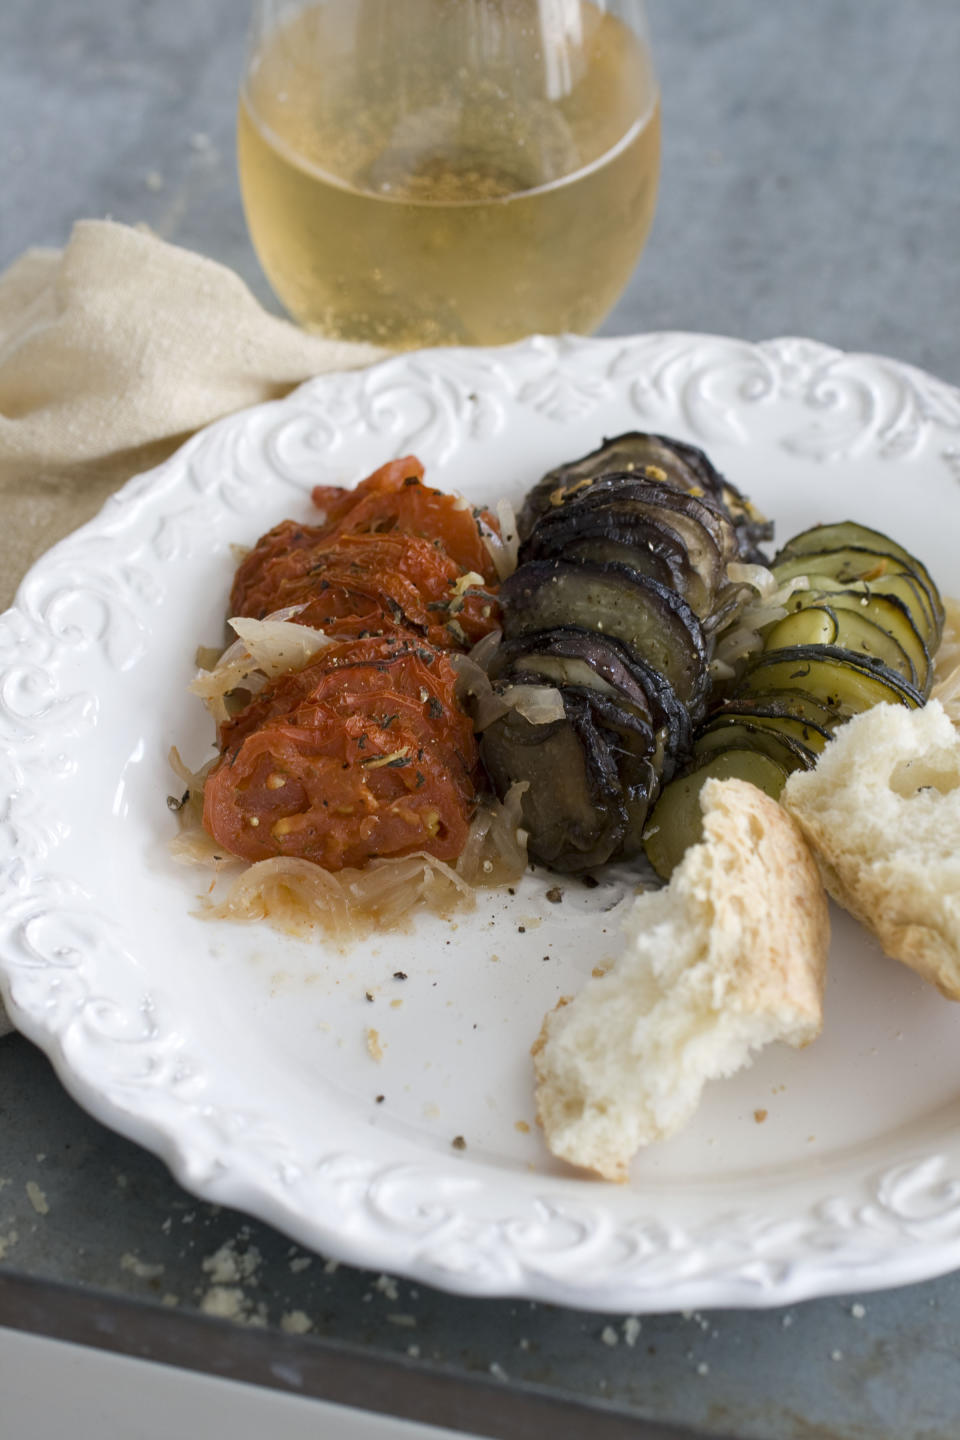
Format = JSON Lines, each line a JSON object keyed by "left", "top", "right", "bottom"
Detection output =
{"left": 0, "top": 220, "right": 389, "bottom": 1037}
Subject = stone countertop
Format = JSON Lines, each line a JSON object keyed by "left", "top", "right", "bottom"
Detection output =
{"left": 2, "top": 3, "right": 960, "bottom": 1438}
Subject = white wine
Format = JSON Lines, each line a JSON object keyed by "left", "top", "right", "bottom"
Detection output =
{"left": 239, "top": 0, "right": 660, "bottom": 347}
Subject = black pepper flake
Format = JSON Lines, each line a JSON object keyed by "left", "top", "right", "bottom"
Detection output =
{"left": 582, "top": 874, "right": 599, "bottom": 889}
{"left": 342, "top": 762, "right": 350, "bottom": 770}
{"left": 381, "top": 714, "right": 398, "bottom": 729}
{"left": 387, "top": 756, "right": 411, "bottom": 768}
{"left": 451, "top": 1135, "right": 467, "bottom": 1150}
{"left": 518, "top": 925, "right": 526, "bottom": 934}
{"left": 403, "top": 475, "right": 420, "bottom": 486}
{"left": 507, "top": 887, "right": 516, "bottom": 896}
{"left": 415, "top": 771, "right": 425, "bottom": 788}
{"left": 166, "top": 790, "right": 190, "bottom": 813}
{"left": 416, "top": 648, "right": 436, "bottom": 664}
{"left": 545, "top": 886, "right": 564, "bottom": 904}
{"left": 542, "top": 955, "right": 550, "bottom": 962}
{"left": 357, "top": 735, "right": 367, "bottom": 749}
{"left": 393, "top": 971, "right": 408, "bottom": 981}
{"left": 365, "top": 991, "right": 374, "bottom": 1002}
{"left": 427, "top": 698, "right": 444, "bottom": 719}
{"left": 376, "top": 1094, "right": 385, "bottom": 1103}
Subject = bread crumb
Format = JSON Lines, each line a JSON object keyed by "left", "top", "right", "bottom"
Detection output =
{"left": 489, "top": 1361, "right": 508, "bottom": 1380}
{"left": 451, "top": 1135, "right": 466, "bottom": 1150}
{"left": 202, "top": 1240, "right": 261, "bottom": 1286}
{"left": 851, "top": 1302, "right": 866, "bottom": 1319}
{"left": 754, "top": 1108, "right": 768, "bottom": 1124}
{"left": 120, "top": 1253, "right": 165, "bottom": 1280}
{"left": 514, "top": 1120, "right": 530, "bottom": 1134}
{"left": 280, "top": 1310, "right": 313, "bottom": 1335}
{"left": 366, "top": 1027, "right": 384, "bottom": 1061}
{"left": 161, "top": 1294, "right": 179, "bottom": 1307}
{"left": 600, "top": 1325, "right": 619, "bottom": 1347}
{"left": 623, "top": 1316, "right": 641, "bottom": 1346}
{"left": 25, "top": 1181, "right": 49, "bottom": 1216}
{"left": 831, "top": 1349, "right": 844, "bottom": 1362}
{"left": 289, "top": 1256, "right": 312, "bottom": 1275}
{"left": 323, "top": 1258, "right": 340, "bottom": 1274}
{"left": 375, "top": 1273, "right": 400, "bottom": 1302}
{"left": 387, "top": 1313, "right": 417, "bottom": 1327}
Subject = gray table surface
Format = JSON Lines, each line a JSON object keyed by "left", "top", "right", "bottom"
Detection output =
{"left": 2, "top": 3, "right": 960, "bottom": 1438}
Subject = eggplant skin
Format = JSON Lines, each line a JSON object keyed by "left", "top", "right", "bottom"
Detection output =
{"left": 480, "top": 696, "right": 628, "bottom": 872}
{"left": 499, "top": 559, "right": 710, "bottom": 714}
{"left": 489, "top": 626, "right": 693, "bottom": 764}
{"left": 517, "top": 430, "right": 772, "bottom": 557}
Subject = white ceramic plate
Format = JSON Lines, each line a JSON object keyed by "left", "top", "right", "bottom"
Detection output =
{"left": 3, "top": 333, "right": 960, "bottom": 1313}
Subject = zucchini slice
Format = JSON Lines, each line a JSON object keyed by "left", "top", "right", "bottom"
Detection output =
{"left": 643, "top": 749, "right": 789, "bottom": 879}
{"left": 707, "top": 704, "right": 834, "bottom": 755}
{"left": 763, "top": 606, "right": 839, "bottom": 649}
{"left": 772, "top": 550, "right": 940, "bottom": 645}
{"left": 774, "top": 521, "right": 944, "bottom": 633}
{"left": 693, "top": 718, "right": 818, "bottom": 771}
{"left": 734, "top": 645, "right": 924, "bottom": 714}
{"left": 763, "top": 605, "right": 918, "bottom": 686}
{"left": 780, "top": 586, "right": 932, "bottom": 691}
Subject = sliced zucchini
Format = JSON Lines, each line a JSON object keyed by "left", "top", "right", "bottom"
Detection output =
{"left": 780, "top": 586, "right": 932, "bottom": 691}
{"left": 772, "top": 550, "right": 939, "bottom": 645}
{"left": 763, "top": 606, "right": 839, "bottom": 650}
{"left": 693, "top": 718, "right": 818, "bottom": 772}
{"left": 714, "top": 689, "right": 847, "bottom": 731}
{"left": 707, "top": 704, "right": 834, "bottom": 755}
{"left": 643, "top": 749, "right": 789, "bottom": 879}
{"left": 763, "top": 605, "right": 917, "bottom": 686}
{"left": 734, "top": 645, "right": 924, "bottom": 714}
{"left": 774, "top": 521, "right": 944, "bottom": 633}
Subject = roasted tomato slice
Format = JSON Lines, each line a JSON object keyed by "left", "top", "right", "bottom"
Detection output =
{"left": 311, "top": 456, "right": 500, "bottom": 585}
{"left": 203, "top": 710, "right": 473, "bottom": 869}
{"left": 205, "top": 638, "right": 476, "bottom": 869}
{"left": 231, "top": 529, "right": 499, "bottom": 646}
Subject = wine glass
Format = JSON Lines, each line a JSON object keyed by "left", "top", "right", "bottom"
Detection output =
{"left": 238, "top": 0, "right": 659, "bottom": 349}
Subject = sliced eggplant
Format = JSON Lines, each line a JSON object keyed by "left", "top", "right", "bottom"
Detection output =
{"left": 643, "top": 749, "right": 789, "bottom": 879}
{"left": 500, "top": 560, "right": 709, "bottom": 712}
{"left": 489, "top": 627, "right": 693, "bottom": 762}
{"left": 519, "top": 431, "right": 773, "bottom": 557}
{"left": 521, "top": 510, "right": 710, "bottom": 614}
{"left": 774, "top": 521, "right": 944, "bottom": 633}
{"left": 733, "top": 645, "right": 924, "bottom": 714}
{"left": 480, "top": 694, "right": 626, "bottom": 872}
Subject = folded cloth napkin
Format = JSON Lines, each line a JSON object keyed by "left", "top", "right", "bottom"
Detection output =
{"left": 0, "top": 220, "right": 388, "bottom": 1037}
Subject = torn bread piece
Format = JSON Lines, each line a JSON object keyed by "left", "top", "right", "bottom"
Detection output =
{"left": 533, "top": 778, "right": 828, "bottom": 1181}
{"left": 783, "top": 699, "right": 960, "bottom": 1000}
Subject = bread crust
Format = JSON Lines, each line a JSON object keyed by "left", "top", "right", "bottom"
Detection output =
{"left": 533, "top": 778, "right": 828, "bottom": 1181}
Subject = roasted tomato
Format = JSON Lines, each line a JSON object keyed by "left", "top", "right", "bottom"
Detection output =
{"left": 205, "top": 639, "right": 477, "bottom": 870}
{"left": 231, "top": 528, "right": 499, "bottom": 646}
{"left": 311, "top": 456, "right": 500, "bottom": 585}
